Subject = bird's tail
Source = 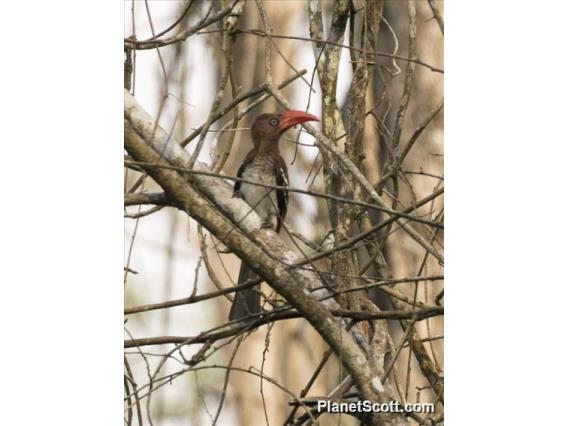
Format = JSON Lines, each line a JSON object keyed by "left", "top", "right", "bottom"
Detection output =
{"left": 228, "top": 262, "right": 261, "bottom": 322}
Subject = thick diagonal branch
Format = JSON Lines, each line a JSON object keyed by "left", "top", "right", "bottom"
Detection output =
{"left": 124, "top": 90, "right": 407, "bottom": 425}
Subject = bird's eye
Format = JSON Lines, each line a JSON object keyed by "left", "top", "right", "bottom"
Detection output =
{"left": 270, "top": 118, "right": 279, "bottom": 126}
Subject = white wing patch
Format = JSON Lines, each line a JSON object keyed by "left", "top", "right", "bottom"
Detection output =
{"left": 278, "top": 167, "right": 288, "bottom": 186}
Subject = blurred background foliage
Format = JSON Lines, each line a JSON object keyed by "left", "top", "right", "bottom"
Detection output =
{"left": 124, "top": 1, "right": 443, "bottom": 424}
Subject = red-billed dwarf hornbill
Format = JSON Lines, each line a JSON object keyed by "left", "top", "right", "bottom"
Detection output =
{"left": 228, "top": 110, "right": 319, "bottom": 322}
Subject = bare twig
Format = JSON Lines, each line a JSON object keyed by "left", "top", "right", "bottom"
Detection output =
{"left": 427, "top": 0, "right": 444, "bottom": 35}
{"left": 125, "top": 1, "right": 240, "bottom": 50}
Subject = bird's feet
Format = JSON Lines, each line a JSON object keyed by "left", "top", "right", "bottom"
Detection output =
{"left": 260, "top": 221, "right": 275, "bottom": 230}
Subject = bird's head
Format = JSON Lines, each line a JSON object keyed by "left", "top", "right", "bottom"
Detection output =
{"left": 251, "top": 110, "right": 319, "bottom": 148}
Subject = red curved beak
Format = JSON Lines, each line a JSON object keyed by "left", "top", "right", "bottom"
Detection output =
{"left": 279, "top": 110, "right": 319, "bottom": 132}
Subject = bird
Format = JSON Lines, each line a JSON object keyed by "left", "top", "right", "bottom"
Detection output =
{"left": 228, "top": 110, "right": 319, "bottom": 322}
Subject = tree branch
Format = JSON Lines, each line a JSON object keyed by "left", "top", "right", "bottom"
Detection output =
{"left": 124, "top": 89, "right": 402, "bottom": 421}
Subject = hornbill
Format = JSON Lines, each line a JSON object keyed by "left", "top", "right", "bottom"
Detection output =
{"left": 228, "top": 110, "right": 319, "bottom": 322}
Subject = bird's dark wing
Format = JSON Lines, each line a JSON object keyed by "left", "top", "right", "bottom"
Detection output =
{"left": 234, "top": 149, "right": 257, "bottom": 197}
{"left": 275, "top": 155, "right": 289, "bottom": 232}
